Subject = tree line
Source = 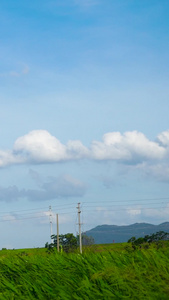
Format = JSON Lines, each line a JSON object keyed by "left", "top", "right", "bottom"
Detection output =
{"left": 127, "top": 231, "right": 169, "bottom": 249}
{"left": 45, "top": 233, "right": 94, "bottom": 252}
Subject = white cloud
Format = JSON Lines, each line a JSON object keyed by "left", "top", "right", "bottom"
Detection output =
{"left": 13, "top": 130, "right": 89, "bottom": 163}
{"left": 14, "top": 130, "right": 67, "bottom": 163}
{"left": 157, "top": 130, "right": 169, "bottom": 147}
{"left": 0, "top": 129, "right": 169, "bottom": 184}
{"left": 67, "top": 140, "right": 89, "bottom": 159}
{"left": 91, "top": 131, "right": 166, "bottom": 161}
{"left": 0, "top": 150, "right": 23, "bottom": 167}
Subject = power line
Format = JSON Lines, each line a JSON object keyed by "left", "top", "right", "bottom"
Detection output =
{"left": 0, "top": 215, "right": 48, "bottom": 222}
{"left": 0, "top": 197, "right": 168, "bottom": 216}
{"left": 0, "top": 209, "right": 77, "bottom": 218}
{"left": 82, "top": 201, "right": 169, "bottom": 209}
{"left": 83, "top": 206, "right": 169, "bottom": 212}
{"left": 0, "top": 211, "right": 77, "bottom": 222}
{"left": 0, "top": 196, "right": 168, "bottom": 224}
{"left": 0, "top": 205, "right": 168, "bottom": 224}
{"left": 83, "top": 197, "right": 169, "bottom": 205}
{"left": 0, "top": 202, "right": 77, "bottom": 215}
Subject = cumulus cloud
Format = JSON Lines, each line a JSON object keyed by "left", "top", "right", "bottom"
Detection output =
{"left": 0, "top": 129, "right": 169, "bottom": 173}
{"left": 157, "top": 131, "right": 169, "bottom": 147}
{"left": 66, "top": 140, "right": 89, "bottom": 159}
{"left": 91, "top": 131, "right": 166, "bottom": 161}
{"left": 14, "top": 130, "right": 67, "bottom": 163}
{"left": 13, "top": 130, "right": 89, "bottom": 163}
{"left": 0, "top": 150, "right": 22, "bottom": 167}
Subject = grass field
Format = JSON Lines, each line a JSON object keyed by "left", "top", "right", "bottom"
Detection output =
{"left": 0, "top": 242, "right": 169, "bottom": 299}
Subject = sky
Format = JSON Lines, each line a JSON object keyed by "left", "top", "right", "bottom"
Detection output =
{"left": 0, "top": 0, "right": 169, "bottom": 249}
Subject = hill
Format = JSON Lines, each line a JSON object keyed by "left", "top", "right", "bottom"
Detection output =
{"left": 85, "top": 222, "right": 169, "bottom": 244}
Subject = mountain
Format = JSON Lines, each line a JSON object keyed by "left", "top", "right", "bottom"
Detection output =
{"left": 85, "top": 222, "right": 169, "bottom": 244}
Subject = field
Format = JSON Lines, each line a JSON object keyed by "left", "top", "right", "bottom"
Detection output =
{"left": 0, "top": 242, "right": 169, "bottom": 299}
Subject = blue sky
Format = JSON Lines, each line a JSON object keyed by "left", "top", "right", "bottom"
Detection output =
{"left": 1, "top": 0, "right": 169, "bottom": 248}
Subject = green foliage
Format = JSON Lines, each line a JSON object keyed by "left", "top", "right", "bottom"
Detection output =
{"left": 128, "top": 236, "right": 136, "bottom": 243}
{"left": 47, "top": 233, "right": 95, "bottom": 253}
{"left": 144, "top": 231, "right": 169, "bottom": 243}
{"left": 49, "top": 233, "right": 78, "bottom": 252}
{"left": 0, "top": 244, "right": 169, "bottom": 298}
{"left": 128, "top": 231, "right": 169, "bottom": 249}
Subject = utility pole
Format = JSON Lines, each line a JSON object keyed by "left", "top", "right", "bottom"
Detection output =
{"left": 77, "top": 202, "right": 82, "bottom": 254}
{"left": 49, "top": 206, "right": 53, "bottom": 244}
{"left": 56, "top": 214, "right": 59, "bottom": 252}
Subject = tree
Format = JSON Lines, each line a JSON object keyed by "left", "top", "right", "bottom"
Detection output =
{"left": 144, "top": 231, "right": 169, "bottom": 243}
{"left": 48, "top": 233, "right": 78, "bottom": 253}
{"left": 127, "top": 237, "right": 136, "bottom": 243}
{"left": 127, "top": 231, "right": 169, "bottom": 249}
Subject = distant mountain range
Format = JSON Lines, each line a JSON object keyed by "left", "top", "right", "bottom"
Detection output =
{"left": 85, "top": 222, "right": 169, "bottom": 244}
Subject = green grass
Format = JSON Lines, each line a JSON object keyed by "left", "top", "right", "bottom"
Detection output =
{"left": 0, "top": 243, "right": 169, "bottom": 299}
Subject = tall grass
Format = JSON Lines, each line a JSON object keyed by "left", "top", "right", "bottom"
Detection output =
{"left": 0, "top": 244, "right": 169, "bottom": 299}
